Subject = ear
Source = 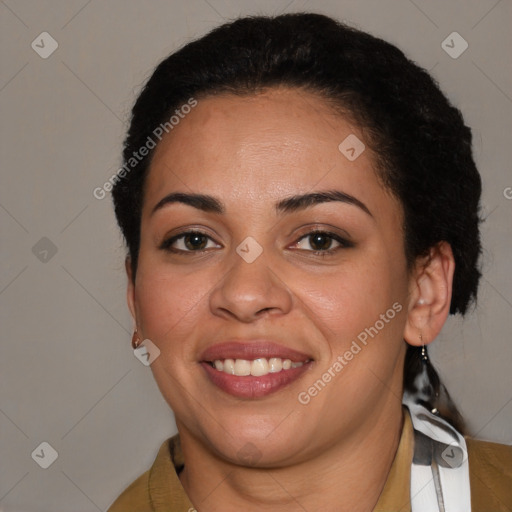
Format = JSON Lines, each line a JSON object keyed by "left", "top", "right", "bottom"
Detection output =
{"left": 404, "top": 241, "right": 455, "bottom": 346}
{"left": 125, "top": 257, "right": 137, "bottom": 324}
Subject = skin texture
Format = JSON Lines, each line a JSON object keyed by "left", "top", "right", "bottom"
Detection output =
{"left": 126, "top": 87, "right": 455, "bottom": 511}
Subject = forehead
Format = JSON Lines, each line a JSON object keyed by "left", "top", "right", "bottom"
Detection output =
{"left": 143, "top": 88, "right": 398, "bottom": 220}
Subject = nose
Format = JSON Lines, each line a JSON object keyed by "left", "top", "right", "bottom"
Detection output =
{"left": 209, "top": 250, "right": 293, "bottom": 323}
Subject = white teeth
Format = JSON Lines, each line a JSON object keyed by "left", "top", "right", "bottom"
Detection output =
{"left": 234, "top": 359, "right": 251, "bottom": 376}
{"left": 268, "top": 358, "right": 282, "bottom": 373}
{"left": 210, "top": 357, "right": 306, "bottom": 376}
{"left": 223, "top": 359, "right": 235, "bottom": 375}
{"left": 251, "top": 358, "right": 269, "bottom": 376}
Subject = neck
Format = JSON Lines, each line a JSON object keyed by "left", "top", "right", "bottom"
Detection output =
{"left": 177, "top": 401, "right": 404, "bottom": 512}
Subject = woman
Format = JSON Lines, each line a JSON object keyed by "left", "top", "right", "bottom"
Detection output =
{"left": 108, "top": 13, "right": 511, "bottom": 511}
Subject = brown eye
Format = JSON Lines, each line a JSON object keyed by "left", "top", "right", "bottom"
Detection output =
{"left": 294, "top": 231, "right": 352, "bottom": 254}
{"left": 308, "top": 233, "right": 334, "bottom": 251}
{"left": 160, "top": 231, "right": 220, "bottom": 253}
{"left": 183, "top": 233, "right": 208, "bottom": 250}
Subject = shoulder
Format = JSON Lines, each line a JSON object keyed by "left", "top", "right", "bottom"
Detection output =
{"left": 107, "top": 470, "right": 152, "bottom": 512}
{"left": 107, "top": 435, "right": 192, "bottom": 512}
{"left": 466, "top": 437, "right": 512, "bottom": 510}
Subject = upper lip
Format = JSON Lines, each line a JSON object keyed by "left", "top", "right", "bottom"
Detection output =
{"left": 200, "top": 341, "right": 313, "bottom": 362}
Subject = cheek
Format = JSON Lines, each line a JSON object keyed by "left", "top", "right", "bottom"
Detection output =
{"left": 134, "top": 262, "right": 210, "bottom": 346}
{"left": 295, "top": 256, "right": 406, "bottom": 344}
{"left": 295, "top": 262, "right": 408, "bottom": 405}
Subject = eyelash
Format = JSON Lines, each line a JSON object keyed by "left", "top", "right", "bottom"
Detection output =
{"left": 159, "top": 229, "right": 216, "bottom": 253}
{"left": 295, "top": 230, "right": 353, "bottom": 256}
{"left": 160, "top": 229, "right": 353, "bottom": 256}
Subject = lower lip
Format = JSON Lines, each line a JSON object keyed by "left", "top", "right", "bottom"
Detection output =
{"left": 201, "top": 361, "right": 312, "bottom": 399}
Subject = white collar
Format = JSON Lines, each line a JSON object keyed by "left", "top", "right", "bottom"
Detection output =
{"left": 403, "top": 396, "right": 471, "bottom": 512}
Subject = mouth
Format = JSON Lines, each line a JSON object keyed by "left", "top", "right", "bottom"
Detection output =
{"left": 199, "top": 341, "right": 314, "bottom": 398}
{"left": 206, "top": 357, "right": 310, "bottom": 376}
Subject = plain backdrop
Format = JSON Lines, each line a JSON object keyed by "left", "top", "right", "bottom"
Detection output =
{"left": 1, "top": 1, "right": 511, "bottom": 510}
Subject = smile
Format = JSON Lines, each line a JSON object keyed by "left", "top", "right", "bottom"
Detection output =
{"left": 199, "top": 340, "right": 314, "bottom": 398}
{"left": 208, "top": 357, "right": 309, "bottom": 376}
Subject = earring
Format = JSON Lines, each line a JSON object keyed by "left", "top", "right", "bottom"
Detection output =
{"left": 419, "top": 335, "right": 440, "bottom": 415}
{"left": 420, "top": 334, "right": 428, "bottom": 363}
{"left": 131, "top": 329, "right": 141, "bottom": 350}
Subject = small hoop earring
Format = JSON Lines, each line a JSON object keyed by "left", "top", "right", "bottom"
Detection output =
{"left": 132, "top": 329, "right": 141, "bottom": 349}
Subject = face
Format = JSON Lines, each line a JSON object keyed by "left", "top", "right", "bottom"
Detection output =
{"left": 129, "top": 88, "right": 413, "bottom": 466}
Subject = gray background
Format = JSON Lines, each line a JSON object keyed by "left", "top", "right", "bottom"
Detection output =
{"left": 1, "top": 1, "right": 511, "bottom": 510}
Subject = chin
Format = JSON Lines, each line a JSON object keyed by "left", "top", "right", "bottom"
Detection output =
{"left": 194, "top": 412, "right": 312, "bottom": 465}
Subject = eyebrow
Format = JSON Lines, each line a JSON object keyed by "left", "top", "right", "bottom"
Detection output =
{"left": 151, "top": 189, "right": 372, "bottom": 217}
{"left": 151, "top": 192, "right": 224, "bottom": 216}
{"left": 275, "top": 190, "right": 372, "bottom": 217}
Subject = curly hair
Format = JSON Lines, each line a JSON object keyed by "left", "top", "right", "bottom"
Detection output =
{"left": 112, "top": 13, "right": 482, "bottom": 431}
